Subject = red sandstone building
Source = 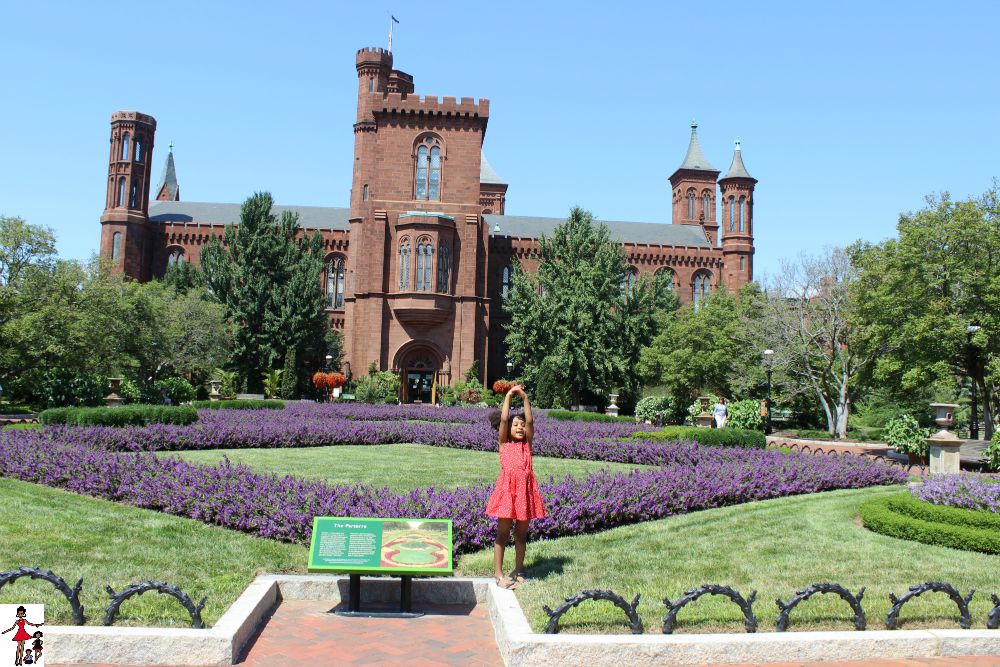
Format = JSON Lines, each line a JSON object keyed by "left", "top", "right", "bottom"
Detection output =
{"left": 99, "top": 47, "right": 757, "bottom": 402}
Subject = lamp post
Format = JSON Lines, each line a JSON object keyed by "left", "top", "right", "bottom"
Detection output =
{"left": 967, "top": 324, "right": 981, "bottom": 440}
{"left": 325, "top": 354, "right": 333, "bottom": 371}
{"left": 506, "top": 361, "right": 513, "bottom": 378}
{"left": 763, "top": 349, "right": 774, "bottom": 435}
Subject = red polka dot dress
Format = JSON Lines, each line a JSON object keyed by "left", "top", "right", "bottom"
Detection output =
{"left": 486, "top": 440, "right": 546, "bottom": 520}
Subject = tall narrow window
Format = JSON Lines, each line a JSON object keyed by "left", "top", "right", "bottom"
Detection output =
{"left": 167, "top": 248, "right": 184, "bottom": 266}
{"left": 729, "top": 198, "right": 735, "bottom": 232}
{"left": 398, "top": 239, "right": 411, "bottom": 290}
{"left": 134, "top": 138, "right": 142, "bottom": 162}
{"left": 437, "top": 243, "right": 450, "bottom": 293}
{"left": 693, "top": 272, "right": 712, "bottom": 311}
{"left": 415, "top": 243, "right": 433, "bottom": 291}
{"left": 129, "top": 181, "right": 139, "bottom": 208}
{"left": 703, "top": 193, "right": 712, "bottom": 220}
{"left": 112, "top": 232, "right": 122, "bottom": 262}
{"left": 622, "top": 267, "right": 638, "bottom": 294}
{"left": 687, "top": 192, "right": 696, "bottom": 219}
{"left": 501, "top": 265, "right": 511, "bottom": 299}
{"left": 326, "top": 257, "right": 346, "bottom": 308}
{"left": 740, "top": 256, "right": 746, "bottom": 272}
{"left": 739, "top": 196, "right": 746, "bottom": 232}
{"left": 117, "top": 177, "right": 127, "bottom": 207}
{"left": 363, "top": 184, "right": 369, "bottom": 201}
{"left": 369, "top": 77, "right": 375, "bottom": 92}
{"left": 121, "top": 133, "right": 130, "bottom": 161}
{"left": 655, "top": 267, "right": 675, "bottom": 292}
{"left": 414, "top": 136, "right": 443, "bottom": 201}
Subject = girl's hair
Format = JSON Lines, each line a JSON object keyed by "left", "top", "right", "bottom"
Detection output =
{"left": 488, "top": 410, "right": 525, "bottom": 433}
{"left": 16, "top": 606, "right": 25, "bottom": 614}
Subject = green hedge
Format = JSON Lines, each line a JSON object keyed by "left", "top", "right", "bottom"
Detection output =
{"left": 860, "top": 494, "right": 1000, "bottom": 555}
{"left": 39, "top": 404, "right": 199, "bottom": 427}
{"left": 632, "top": 426, "right": 767, "bottom": 449}
{"left": 190, "top": 399, "right": 285, "bottom": 410}
{"left": 546, "top": 409, "right": 636, "bottom": 423}
{"left": 882, "top": 493, "right": 1000, "bottom": 531}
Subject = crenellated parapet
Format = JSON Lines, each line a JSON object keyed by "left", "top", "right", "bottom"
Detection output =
{"left": 372, "top": 93, "right": 489, "bottom": 119}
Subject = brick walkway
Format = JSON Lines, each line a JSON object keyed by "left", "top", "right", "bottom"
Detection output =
{"left": 708, "top": 659, "right": 1000, "bottom": 667}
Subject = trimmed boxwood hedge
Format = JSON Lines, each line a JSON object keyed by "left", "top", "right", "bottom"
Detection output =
{"left": 631, "top": 426, "right": 766, "bottom": 449}
{"left": 546, "top": 409, "right": 636, "bottom": 423}
{"left": 860, "top": 493, "right": 1000, "bottom": 555}
{"left": 190, "top": 399, "right": 285, "bottom": 410}
{"left": 39, "top": 404, "right": 199, "bottom": 427}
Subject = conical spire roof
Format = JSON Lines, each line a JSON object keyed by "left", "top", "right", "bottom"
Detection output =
{"left": 722, "top": 140, "right": 754, "bottom": 180}
{"left": 479, "top": 151, "right": 506, "bottom": 184}
{"left": 678, "top": 121, "right": 716, "bottom": 171}
{"left": 156, "top": 144, "right": 180, "bottom": 201}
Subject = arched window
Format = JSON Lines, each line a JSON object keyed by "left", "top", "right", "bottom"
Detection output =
{"left": 437, "top": 243, "right": 450, "bottom": 293}
{"left": 703, "top": 193, "right": 712, "bottom": 221}
{"left": 129, "top": 181, "right": 139, "bottom": 208}
{"left": 738, "top": 196, "right": 746, "bottom": 232}
{"left": 415, "top": 241, "right": 433, "bottom": 291}
{"left": 117, "top": 177, "right": 127, "bottom": 207}
{"left": 369, "top": 77, "right": 374, "bottom": 92}
{"left": 134, "top": 138, "right": 142, "bottom": 162}
{"left": 414, "top": 136, "right": 442, "bottom": 201}
{"left": 740, "top": 256, "right": 746, "bottom": 272}
{"left": 325, "top": 256, "right": 346, "bottom": 309}
{"left": 729, "top": 198, "right": 736, "bottom": 232}
{"left": 501, "top": 265, "right": 512, "bottom": 299}
{"left": 655, "top": 267, "right": 675, "bottom": 292}
{"left": 398, "top": 239, "right": 411, "bottom": 290}
{"left": 692, "top": 272, "right": 712, "bottom": 311}
{"left": 622, "top": 267, "right": 638, "bottom": 293}
{"left": 121, "top": 133, "right": 130, "bottom": 161}
{"left": 167, "top": 247, "right": 185, "bottom": 267}
{"left": 112, "top": 232, "right": 122, "bottom": 262}
{"left": 362, "top": 184, "right": 369, "bottom": 201}
{"left": 687, "top": 192, "right": 696, "bottom": 219}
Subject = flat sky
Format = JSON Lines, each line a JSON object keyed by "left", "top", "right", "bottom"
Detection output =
{"left": 2, "top": 0, "right": 997, "bottom": 279}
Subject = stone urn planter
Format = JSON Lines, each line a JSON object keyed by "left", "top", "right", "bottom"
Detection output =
{"left": 105, "top": 378, "right": 123, "bottom": 408}
{"left": 208, "top": 380, "right": 222, "bottom": 401}
{"left": 695, "top": 396, "right": 713, "bottom": 428}
{"left": 926, "top": 402, "right": 961, "bottom": 474}
{"left": 606, "top": 394, "right": 620, "bottom": 417}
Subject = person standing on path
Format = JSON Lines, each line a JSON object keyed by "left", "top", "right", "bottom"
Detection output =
{"left": 486, "top": 385, "right": 546, "bottom": 590}
{"left": 713, "top": 397, "right": 728, "bottom": 429}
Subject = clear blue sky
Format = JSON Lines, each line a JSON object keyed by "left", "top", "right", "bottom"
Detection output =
{"left": 2, "top": 0, "right": 998, "bottom": 279}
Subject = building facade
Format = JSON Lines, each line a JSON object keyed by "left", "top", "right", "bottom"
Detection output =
{"left": 98, "top": 47, "right": 757, "bottom": 402}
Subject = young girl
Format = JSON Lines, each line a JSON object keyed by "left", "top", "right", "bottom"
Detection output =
{"left": 3, "top": 606, "right": 43, "bottom": 666}
{"left": 486, "top": 384, "right": 546, "bottom": 589}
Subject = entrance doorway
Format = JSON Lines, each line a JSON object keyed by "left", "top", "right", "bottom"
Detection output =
{"left": 406, "top": 371, "right": 435, "bottom": 404}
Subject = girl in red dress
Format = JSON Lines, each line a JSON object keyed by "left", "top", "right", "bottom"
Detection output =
{"left": 3, "top": 606, "right": 43, "bottom": 666}
{"left": 486, "top": 385, "right": 546, "bottom": 589}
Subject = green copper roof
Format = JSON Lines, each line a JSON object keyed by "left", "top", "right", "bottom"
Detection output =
{"left": 678, "top": 121, "right": 716, "bottom": 171}
{"left": 722, "top": 140, "right": 754, "bottom": 180}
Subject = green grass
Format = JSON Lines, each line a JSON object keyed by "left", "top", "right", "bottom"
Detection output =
{"left": 0, "top": 477, "right": 307, "bottom": 627}
{"left": 457, "top": 486, "right": 1000, "bottom": 633}
{"left": 160, "top": 444, "right": 649, "bottom": 492}
{"left": 1, "top": 423, "right": 39, "bottom": 430}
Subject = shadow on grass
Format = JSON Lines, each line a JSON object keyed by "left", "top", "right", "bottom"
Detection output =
{"left": 526, "top": 555, "right": 571, "bottom": 580}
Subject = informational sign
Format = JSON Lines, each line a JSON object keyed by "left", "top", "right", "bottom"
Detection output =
{"left": 308, "top": 517, "right": 453, "bottom": 576}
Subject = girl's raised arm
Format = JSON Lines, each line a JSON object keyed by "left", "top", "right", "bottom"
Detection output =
{"left": 498, "top": 388, "right": 514, "bottom": 445}
{"left": 518, "top": 386, "right": 534, "bottom": 443}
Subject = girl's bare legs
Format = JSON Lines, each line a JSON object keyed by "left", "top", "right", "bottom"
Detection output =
{"left": 512, "top": 520, "right": 530, "bottom": 581}
{"left": 494, "top": 518, "right": 514, "bottom": 583}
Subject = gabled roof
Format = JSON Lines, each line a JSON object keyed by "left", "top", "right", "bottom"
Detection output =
{"left": 721, "top": 140, "right": 755, "bottom": 180}
{"left": 156, "top": 148, "right": 180, "bottom": 200}
{"left": 148, "top": 201, "right": 352, "bottom": 230}
{"left": 480, "top": 152, "right": 505, "bottom": 184}
{"left": 677, "top": 121, "right": 716, "bottom": 172}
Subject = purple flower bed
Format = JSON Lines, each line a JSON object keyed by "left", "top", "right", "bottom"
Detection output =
{"left": 0, "top": 427, "right": 906, "bottom": 555}
{"left": 912, "top": 474, "right": 1000, "bottom": 513}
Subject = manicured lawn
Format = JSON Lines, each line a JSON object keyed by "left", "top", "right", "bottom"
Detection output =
{"left": 160, "top": 443, "right": 649, "bottom": 492}
{"left": 457, "top": 485, "right": 1000, "bottom": 633}
{"left": 1, "top": 423, "right": 39, "bottom": 430}
{"left": 0, "top": 477, "right": 308, "bottom": 627}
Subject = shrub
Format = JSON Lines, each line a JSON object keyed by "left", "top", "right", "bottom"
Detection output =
{"left": 632, "top": 426, "right": 767, "bottom": 449}
{"left": 355, "top": 370, "right": 399, "bottom": 404}
{"left": 890, "top": 492, "right": 1000, "bottom": 530}
{"left": 150, "top": 377, "right": 197, "bottom": 405}
{"left": 727, "top": 399, "right": 764, "bottom": 431}
{"left": 635, "top": 396, "right": 672, "bottom": 425}
{"left": 190, "top": 400, "right": 285, "bottom": 410}
{"left": 212, "top": 369, "right": 239, "bottom": 400}
{"left": 547, "top": 409, "right": 634, "bottom": 423}
{"left": 118, "top": 379, "right": 141, "bottom": 405}
{"left": 986, "top": 432, "right": 1000, "bottom": 473}
{"left": 687, "top": 395, "right": 721, "bottom": 423}
{"left": 884, "top": 414, "right": 930, "bottom": 457}
{"left": 281, "top": 348, "right": 298, "bottom": 400}
{"left": 860, "top": 494, "right": 1000, "bottom": 555}
{"left": 39, "top": 404, "right": 199, "bottom": 427}
{"left": 35, "top": 369, "right": 107, "bottom": 409}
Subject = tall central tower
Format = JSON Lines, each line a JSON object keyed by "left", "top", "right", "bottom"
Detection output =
{"left": 669, "top": 121, "right": 720, "bottom": 244}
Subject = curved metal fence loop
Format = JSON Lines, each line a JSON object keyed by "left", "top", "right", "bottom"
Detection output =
{"left": 104, "top": 580, "right": 207, "bottom": 629}
{"left": 542, "top": 589, "right": 642, "bottom": 634}
{"left": 663, "top": 584, "right": 757, "bottom": 634}
{"left": 775, "top": 583, "right": 866, "bottom": 631}
{"left": 886, "top": 582, "right": 974, "bottom": 630}
{"left": 0, "top": 566, "right": 85, "bottom": 625}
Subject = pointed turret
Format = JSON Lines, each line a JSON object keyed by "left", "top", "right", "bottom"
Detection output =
{"left": 722, "top": 140, "right": 754, "bottom": 180}
{"left": 669, "top": 121, "right": 720, "bottom": 242}
{"left": 155, "top": 144, "right": 180, "bottom": 201}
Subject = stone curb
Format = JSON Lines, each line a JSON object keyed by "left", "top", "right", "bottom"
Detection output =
{"left": 43, "top": 574, "right": 1000, "bottom": 665}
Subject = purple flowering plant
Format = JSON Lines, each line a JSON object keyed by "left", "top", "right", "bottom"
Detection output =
{"left": 912, "top": 473, "right": 1000, "bottom": 513}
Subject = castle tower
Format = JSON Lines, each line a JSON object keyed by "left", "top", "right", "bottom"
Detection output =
{"left": 99, "top": 111, "right": 156, "bottom": 280}
{"left": 718, "top": 140, "right": 757, "bottom": 290}
{"left": 669, "top": 121, "right": 720, "bottom": 244}
{"left": 155, "top": 144, "right": 180, "bottom": 201}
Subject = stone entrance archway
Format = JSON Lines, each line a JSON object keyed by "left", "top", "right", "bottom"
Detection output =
{"left": 393, "top": 342, "right": 447, "bottom": 404}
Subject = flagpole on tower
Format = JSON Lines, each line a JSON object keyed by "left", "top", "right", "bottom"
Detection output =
{"left": 388, "top": 13, "right": 399, "bottom": 52}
